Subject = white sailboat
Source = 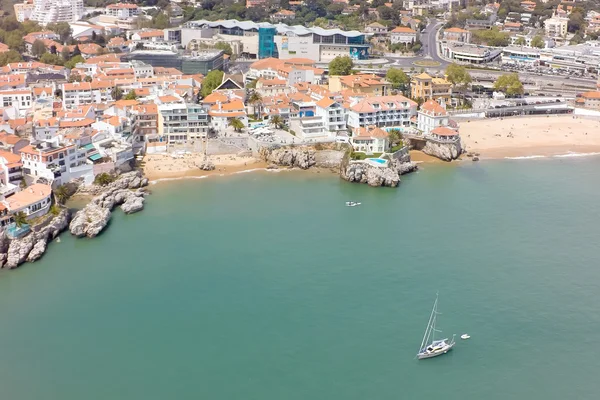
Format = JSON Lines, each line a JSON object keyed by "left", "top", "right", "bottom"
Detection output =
{"left": 416, "top": 294, "right": 455, "bottom": 360}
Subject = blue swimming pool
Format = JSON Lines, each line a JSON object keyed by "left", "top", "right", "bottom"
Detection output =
{"left": 368, "top": 158, "right": 386, "bottom": 164}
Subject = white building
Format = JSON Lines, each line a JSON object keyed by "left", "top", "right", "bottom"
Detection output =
{"left": 315, "top": 98, "right": 346, "bottom": 135}
{"left": 14, "top": 1, "right": 35, "bottom": 22}
{"left": 389, "top": 26, "right": 418, "bottom": 45}
{"left": 30, "top": 0, "right": 84, "bottom": 25}
{"left": 346, "top": 95, "right": 417, "bottom": 131}
{"left": 289, "top": 116, "right": 327, "bottom": 140}
{"left": 417, "top": 99, "right": 449, "bottom": 135}
{"left": 62, "top": 81, "right": 115, "bottom": 109}
{"left": 20, "top": 142, "right": 92, "bottom": 186}
{"left": 105, "top": 3, "right": 139, "bottom": 19}
{"left": 545, "top": 14, "right": 569, "bottom": 38}
{"left": 350, "top": 126, "right": 389, "bottom": 154}
{"left": 0, "top": 89, "right": 32, "bottom": 116}
{"left": 156, "top": 96, "right": 210, "bottom": 143}
{"left": 2, "top": 183, "right": 52, "bottom": 219}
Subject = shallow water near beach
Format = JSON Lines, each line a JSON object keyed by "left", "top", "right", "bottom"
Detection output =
{"left": 1, "top": 158, "right": 600, "bottom": 399}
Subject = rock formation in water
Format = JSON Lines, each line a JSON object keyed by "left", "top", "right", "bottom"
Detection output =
{"left": 340, "top": 161, "right": 401, "bottom": 187}
{"left": 1, "top": 208, "right": 71, "bottom": 269}
{"left": 259, "top": 146, "right": 316, "bottom": 169}
{"left": 422, "top": 140, "right": 463, "bottom": 161}
{"left": 69, "top": 171, "right": 148, "bottom": 238}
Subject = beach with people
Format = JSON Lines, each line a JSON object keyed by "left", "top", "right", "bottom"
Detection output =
{"left": 143, "top": 153, "right": 268, "bottom": 181}
{"left": 459, "top": 115, "right": 600, "bottom": 159}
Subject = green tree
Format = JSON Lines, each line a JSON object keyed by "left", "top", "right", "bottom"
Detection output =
{"left": 386, "top": 68, "right": 409, "bottom": 90}
{"left": 248, "top": 91, "right": 263, "bottom": 119}
{"left": 0, "top": 50, "right": 22, "bottom": 66}
{"left": 387, "top": 128, "right": 403, "bottom": 149}
{"left": 13, "top": 211, "right": 28, "bottom": 228}
{"left": 61, "top": 46, "right": 71, "bottom": 60}
{"left": 53, "top": 185, "right": 69, "bottom": 205}
{"left": 229, "top": 117, "right": 244, "bottom": 132}
{"left": 68, "top": 73, "right": 82, "bottom": 83}
{"left": 445, "top": 63, "right": 472, "bottom": 95}
{"left": 493, "top": 73, "right": 524, "bottom": 96}
{"left": 72, "top": 45, "right": 81, "bottom": 57}
{"left": 84, "top": 75, "right": 93, "bottom": 82}
{"left": 214, "top": 42, "right": 233, "bottom": 56}
{"left": 64, "top": 55, "right": 85, "bottom": 69}
{"left": 515, "top": 37, "right": 526, "bottom": 46}
{"left": 40, "top": 53, "right": 64, "bottom": 66}
{"left": 31, "top": 39, "right": 47, "bottom": 58}
{"left": 111, "top": 86, "right": 123, "bottom": 101}
{"left": 200, "top": 70, "right": 224, "bottom": 97}
{"left": 270, "top": 115, "right": 284, "bottom": 129}
{"left": 531, "top": 35, "right": 544, "bottom": 48}
{"left": 124, "top": 90, "right": 138, "bottom": 100}
{"left": 152, "top": 12, "right": 170, "bottom": 29}
{"left": 47, "top": 22, "right": 72, "bottom": 43}
{"left": 94, "top": 173, "right": 115, "bottom": 186}
{"left": 328, "top": 55, "right": 354, "bottom": 76}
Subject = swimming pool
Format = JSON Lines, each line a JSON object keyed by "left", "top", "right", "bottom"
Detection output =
{"left": 366, "top": 158, "right": 389, "bottom": 167}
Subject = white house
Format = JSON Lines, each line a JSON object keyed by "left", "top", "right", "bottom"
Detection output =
{"left": 350, "top": 126, "right": 389, "bottom": 154}
{"left": 315, "top": 97, "right": 346, "bottom": 135}
{"left": 3, "top": 183, "right": 52, "bottom": 219}
{"left": 346, "top": 95, "right": 417, "bottom": 131}
{"left": 417, "top": 99, "right": 449, "bottom": 135}
{"left": 389, "top": 26, "right": 418, "bottom": 45}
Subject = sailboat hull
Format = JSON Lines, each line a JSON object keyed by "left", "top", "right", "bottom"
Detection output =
{"left": 417, "top": 341, "right": 455, "bottom": 360}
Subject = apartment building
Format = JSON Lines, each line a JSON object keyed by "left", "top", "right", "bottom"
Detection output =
{"left": 0, "top": 150, "right": 24, "bottom": 187}
{"left": 207, "top": 100, "right": 247, "bottom": 132}
{"left": 315, "top": 98, "right": 346, "bottom": 135}
{"left": 131, "top": 103, "right": 158, "bottom": 152}
{"left": 14, "top": 1, "right": 35, "bottom": 22}
{"left": 346, "top": 95, "right": 417, "bottom": 130}
{"left": 30, "top": 0, "right": 84, "bottom": 25}
{"left": 0, "top": 89, "right": 32, "bottom": 112}
{"left": 62, "top": 81, "right": 115, "bottom": 109}
{"left": 410, "top": 73, "right": 452, "bottom": 102}
{"left": 545, "top": 14, "right": 568, "bottom": 38}
{"left": 156, "top": 96, "right": 209, "bottom": 143}
{"left": 105, "top": 3, "right": 139, "bottom": 19}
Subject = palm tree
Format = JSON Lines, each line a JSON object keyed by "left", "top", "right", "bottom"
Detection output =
{"left": 270, "top": 115, "right": 284, "bottom": 129}
{"left": 248, "top": 91, "right": 263, "bottom": 120}
{"left": 13, "top": 211, "right": 28, "bottom": 228}
{"left": 53, "top": 184, "right": 69, "bottom": 205}
{"left": 229, "top": 117, "right": 244, "bottom": 133}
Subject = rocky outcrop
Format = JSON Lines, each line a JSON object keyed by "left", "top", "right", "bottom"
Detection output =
{"left": 75, "top": 170, "right": 149, "bottom": 196}
{"left": 69, "top": 171, "right": 148, "bottom": 238}
{"left": 314, "top": 150, "right": 344, "bottom": 168}
{"left": 393, "top": 159, "right": 418, "bottom": 175}
{"left": 2, "top": 208, "right": 71, "bottom": 268}
{"left": 196, "top": 158, "right": 215, "bottom": 171}
{"left": 70, "top": 204, "right": 111, "bottom": 238}
{"left": 259, "top": 146, "right": 316, "bottom": 170}
{"left": 422, "top": 140, "right": 463, "bottom": 161}
{"left": 341, "top": 161, "right": 400, "bottom": 187}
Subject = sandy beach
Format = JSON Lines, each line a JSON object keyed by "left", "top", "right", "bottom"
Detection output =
{"left": 143, "top": 153, "right": 268, "bottom": 181}
{"left": 459, "top": 115, "right": 600, "bottom": 158}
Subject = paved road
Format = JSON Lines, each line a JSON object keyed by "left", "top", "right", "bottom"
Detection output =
{"left": 423, "top": 19, "right": 447, "bottom": 64}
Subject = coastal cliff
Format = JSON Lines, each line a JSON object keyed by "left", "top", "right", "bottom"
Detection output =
{"left": 1, "top": 208, "right": 71, "bottom": 269}
{"left": 340, "top": 158, "right": 417, "bottom": 188}
{"left": 421, "top": 140, "right": 463, "bottom": 162}
{"left": 259, "top": 146, "right": 316, "bottom": 169}
{"left": 70, "top": 171, "right": 149, "bottom": 238}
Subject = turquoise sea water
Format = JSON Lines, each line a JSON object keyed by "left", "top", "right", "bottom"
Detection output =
{"left": 1, "top": 159, "right": 600, "bottom": 399}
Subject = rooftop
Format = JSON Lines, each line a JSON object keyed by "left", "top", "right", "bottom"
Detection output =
{"left": 5, "top": 184, "right": 52, "bottom": 211}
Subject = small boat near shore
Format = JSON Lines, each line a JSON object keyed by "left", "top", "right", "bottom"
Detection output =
{"left": 346, "top": 201, "right": 361, "bottom": 207}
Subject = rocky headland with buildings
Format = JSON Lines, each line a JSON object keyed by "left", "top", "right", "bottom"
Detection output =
{"left": 0, "top": 171, "right": 149, "bottom": 270}
{"left": 258, "top": 143, "right": 418, "bottom": 188}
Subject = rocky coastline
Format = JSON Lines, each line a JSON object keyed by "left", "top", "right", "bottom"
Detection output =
{"left": 70, "top": 171, "right": 149, "bottom": 238}
{"left": 0, "top": 170, "right": 149, "bottom": 270}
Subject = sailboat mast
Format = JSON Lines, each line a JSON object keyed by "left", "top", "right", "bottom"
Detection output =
{"left": 418, "top": 295, "right": 438, "bottom": 352}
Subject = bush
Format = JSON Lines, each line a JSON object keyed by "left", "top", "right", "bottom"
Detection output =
{"left": 390, "top": 143, "right": 405, "bottom": 153}
{"left": 94, "top": 172, "right": 115, "bottom": 186}
{"left": 50, "top": 204, "right": 61, "bottom": 216}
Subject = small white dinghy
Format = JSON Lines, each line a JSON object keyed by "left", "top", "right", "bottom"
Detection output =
{"left": 461, "top": 334, "right": 470, "bottom": 340}
{"left": 345, "top": 201, "right": 361, "bottom": 207}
